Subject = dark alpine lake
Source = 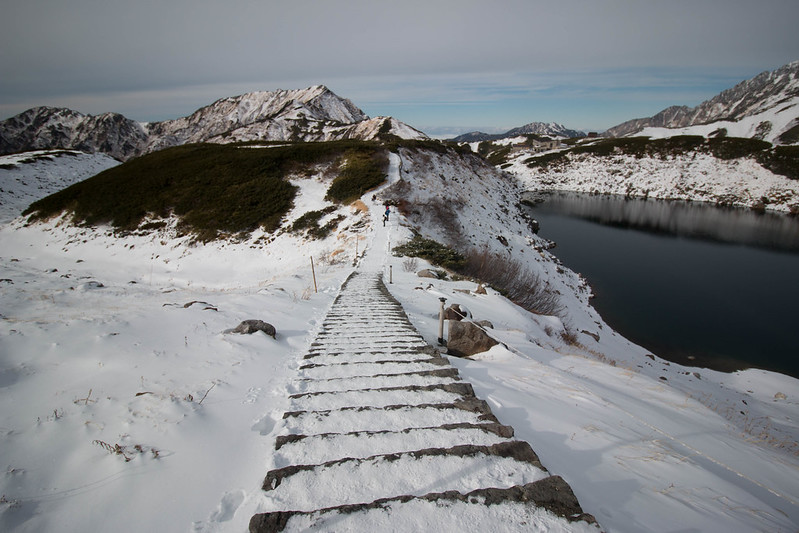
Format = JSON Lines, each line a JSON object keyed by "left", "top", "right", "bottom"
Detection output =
{"left": 524, "top": 192, "right": 799, "bottom": 378}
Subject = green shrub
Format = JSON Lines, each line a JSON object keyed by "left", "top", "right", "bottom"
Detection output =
{"left": 486, "top": 146, "right": 512, "bottom": 166}
{"left": 392, "top": 234, "right": 466, "bottom": 271}
{"left": 525, "top": 151, "right": 568, "bottom": 168}
{"left": 325, "top": 148, "right": 388, "bottom": 203}
{"left": 291, "top": 206, "right": 340, "bottom": 239}
{"left": 758, "top": 146, "right": 799, "bottom": 181}
{"left": 706, "top": 137, "right": 771, "bottom": 160}
{"left": 777, "top": 123, "right": 799, "bottom": 145}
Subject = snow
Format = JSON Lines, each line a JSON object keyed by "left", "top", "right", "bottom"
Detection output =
{"left": 0, "top": 151, "right": 120, "bottom": 224}
{"left": 1, "top": 149, "right": 798, "bottom": 532}
{"left": 637, "top": 96, "right": 799, "bottom": 145}
{"left": 508, "top": 149, "right": 799, "bottom": 213}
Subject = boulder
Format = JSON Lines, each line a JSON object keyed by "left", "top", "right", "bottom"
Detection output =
{"left": 475, "top": 284, "right": 487, "bottom": 295}
{"left": 417, "top": 269, "right": 439, "bottom": 279}
{"left": 228, "top": 319, "right": 276, "bottom": 338}
{"left": 444, "top": 303, "right": 469, "bottom": 321}
{"left": 447, "top": 321, "right": 498, "bottom": 358}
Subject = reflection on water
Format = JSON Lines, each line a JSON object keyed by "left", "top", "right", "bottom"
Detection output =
{"left": 523, "top": 191, "right": 799, "bottom": 252}
{"left": 525, "top": 191, "right": 799, "bottom": 378}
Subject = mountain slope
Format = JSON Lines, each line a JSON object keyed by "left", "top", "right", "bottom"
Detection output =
{"left": 450, "top": 122, "right": 584, "bottom": 143}
{"left": 0, "top": 86, "right": 426, "bottom": 161}
{"left": 605, "top": 60, "right": 799, "bottom": 143}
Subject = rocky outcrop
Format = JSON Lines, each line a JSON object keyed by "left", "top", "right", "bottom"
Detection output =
{"left": 605, "top": 60, "right": 799, "bottom": 138}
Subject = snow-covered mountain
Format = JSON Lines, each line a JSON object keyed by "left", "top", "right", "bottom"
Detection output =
{"left": 450, "top": 122, "right": 584, "bottom": 143}
{"left": 605, "top": 60, "right": 799, "bottom": 144}
{"left": 0, "top": 86, "right": 427, "bottom": 161}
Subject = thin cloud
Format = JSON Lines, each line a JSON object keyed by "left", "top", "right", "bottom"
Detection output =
{"left": 2, "top": 0, "right": 798, "bottom": 131}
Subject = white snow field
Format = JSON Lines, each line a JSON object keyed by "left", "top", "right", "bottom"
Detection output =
{"left": 0, "top": 150, "right": 797, "bottom": 532}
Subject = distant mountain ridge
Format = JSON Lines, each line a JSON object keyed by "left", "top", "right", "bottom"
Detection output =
{"left": 450, "top": 122, "right": 585, "bottom": 143}
{"left": 0, "top": 86, "right": 427, "bottom": 161}
{"left": 605, "top": 61, "right": 799, "bottom": 142}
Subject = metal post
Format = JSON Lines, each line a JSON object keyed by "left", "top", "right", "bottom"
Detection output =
{"left": 389, "top": 265, "right": 393, "bottom": 284}
{"left": 437, "top": 297, "right": 447, "bottom": 346}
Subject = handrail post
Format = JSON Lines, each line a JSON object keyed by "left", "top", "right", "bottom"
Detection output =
{"left": 437, "top": 297, "right": 447, "bottom": 346}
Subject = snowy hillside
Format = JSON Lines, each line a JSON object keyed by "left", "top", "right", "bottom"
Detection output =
{"left": 0, "top": 86, "right": 427, "bottom": 161}
{"left": 606, "top": 60, "right": 799, "bottom": 144}
{"left": 1, "top": 147, "right": 798, "bottom": 532}
{"left": 507, "top": 148, "right": 799, "bottom": 213}
{"left": 0, "top": 150, "right": 119, "bottom": 223}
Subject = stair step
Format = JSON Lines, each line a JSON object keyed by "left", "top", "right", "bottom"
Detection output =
{"left": 291, "top": 368, "right": 461, "bottom": 393}
{"left": 288, "top": 383, "right": 474, "bottom": 411}
{"left": 282, "top": 400, "right": 499, "bottom": 434}
{"left": 250, "top": 477, "right": 599, "bottom": 533}
{"left": 262, "top": 442, "right": 549, "bottom": 512}
{"left": 298, "top": 357, "right": 449, "bottom": 377}
{"left": 304, "top": 348, "right": 433, "bottom": 364}
{"left": 273, "top": 423, "right": 515, "bottom": 466}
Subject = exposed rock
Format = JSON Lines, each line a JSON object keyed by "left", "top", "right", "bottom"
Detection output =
{"left": 475, "top": 320, "right": 493, "bottom": 329}
{"left": 227, "top": 319, "right": 276, "bottom": 338}
{"left": 444, "top": 303, "right": 469, "bottom": 321}
{"left": 447, "top": 321, "right": 498, "bottom": 358}
{"left": 475, "top": 284, "right": 487, "bottom": 295}
{"left": 417, "top": 269, "right": 439, "bottom": 279}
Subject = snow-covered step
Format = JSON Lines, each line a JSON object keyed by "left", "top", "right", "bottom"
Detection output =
{"left": 282, "top": 399, "right": 499, "bottom": 435}
{"left": 308, "top": 338, "right": 428, "bottom": 351}
{"left": 298, "top": 357, "right": 450, "bottom": 379}
{"left": 262, "top": 442, "right": 550, "bottom": 512}
{"left": 291, "top": 368, "right": 460, "bottom": 393}
{"left": 273, "top": 423, "right": 515, "bottom": 466}
{"left": 251, "top": 477, "right": 600, "bottom": 533}
{"left": 304, "top": 345, "right": 433, "bottom": 361}
{"left": 287, "top": 383, "right": 473, "bottom": 411}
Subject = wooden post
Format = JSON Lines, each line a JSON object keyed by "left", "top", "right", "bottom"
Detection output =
{"left": 310, "top": 256, "right": 317, "bottom": 293}
{"left": 389, "top": 265, "right": 393, "bottom": 284}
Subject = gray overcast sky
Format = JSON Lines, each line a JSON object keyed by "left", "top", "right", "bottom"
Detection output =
{"left": 2, "top": 0, "right": 798, "bottom": 134}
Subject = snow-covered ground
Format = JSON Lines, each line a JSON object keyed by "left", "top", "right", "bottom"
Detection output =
{"left": 0, "top": 151, "right": 119, "bottom": 224}
{"left": 1, "top": 150, "right": 798, "bottom": 532}
{"left": 507, "top": 149, "right": 799, "bottom": 213}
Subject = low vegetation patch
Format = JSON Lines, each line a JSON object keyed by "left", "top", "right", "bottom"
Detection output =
{"left": 524, "top": 135, "right": 799, "bottom": 181}
{"left": 325, "top": 147, "right": 388, "bottom": 204}
{"left": 392, "top": 234, "right": 466, "bottom": 271}
{"left": 291, "top": 206, "right": 341, "bottom": 239}
{"left": 393, "top": 236, "right": 563, "bottom": 316}
{"left": 461, "top": 247, "right": 563, "bottom": 316}
{"left": 23, "top": 140, "right": 390, "bottom": 241}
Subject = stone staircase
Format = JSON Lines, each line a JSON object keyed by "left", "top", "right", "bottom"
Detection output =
{"left": 249, "top": 271, "right": 599, "bottom": 532}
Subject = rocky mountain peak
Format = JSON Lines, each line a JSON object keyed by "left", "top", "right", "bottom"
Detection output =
{"left": 605, "top": 60, "right": 799, "bottom": 139}
{"left": 0, "top": 86, "right": 423, "bottom": 161}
